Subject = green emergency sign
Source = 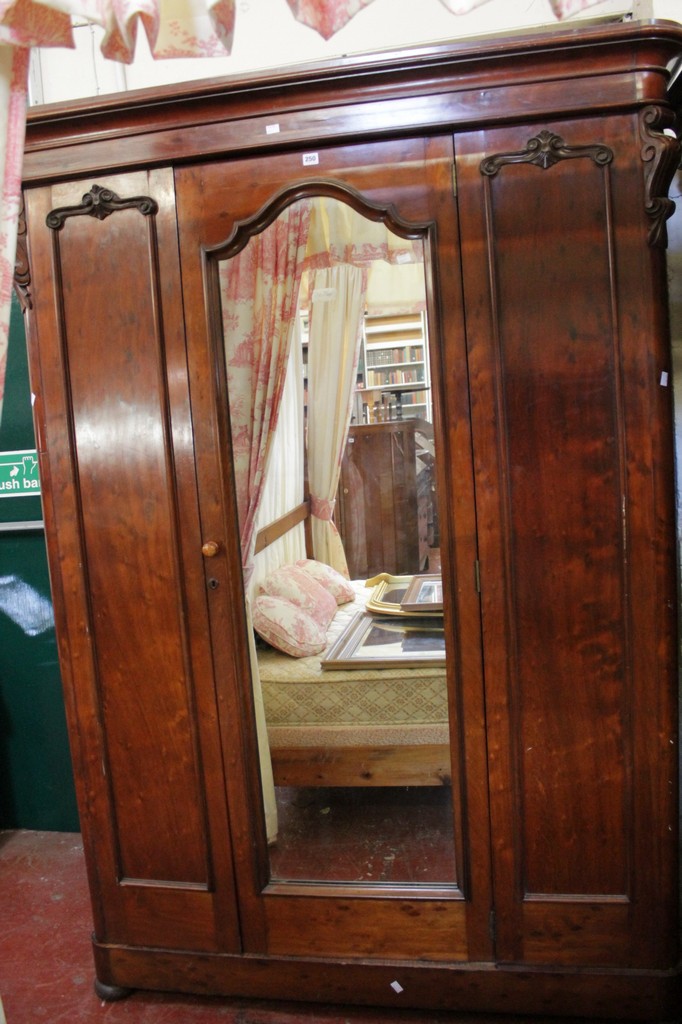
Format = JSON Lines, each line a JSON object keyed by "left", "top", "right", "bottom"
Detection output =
{"left": 0, "top": 449, "right": 41, "bottom": 497}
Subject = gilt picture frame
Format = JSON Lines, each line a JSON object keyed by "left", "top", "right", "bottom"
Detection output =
{"left": 321, "top": 611, "right": 446, "bottom": 670}
{"left": 364, "top": 573, "right": 443, "bottom": 616}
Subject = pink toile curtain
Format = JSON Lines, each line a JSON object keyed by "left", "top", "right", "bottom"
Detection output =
{"left": 286, "top": 0, "right": 603, "bottom": 39}
{"left": 218, "top": 199, "right": 310, "bottom": 843}
{"left": 0, "top": 0, "right": 611, "bottom": 424}
{"left": 220, "top": 199, "right": 312, "bottom": 575}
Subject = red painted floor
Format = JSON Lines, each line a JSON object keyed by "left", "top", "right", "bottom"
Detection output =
{"left": 0, "top": 829, "right": 617, "bottom": 1024}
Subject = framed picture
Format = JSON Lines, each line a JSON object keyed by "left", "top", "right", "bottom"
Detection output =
{"left": 364, "top": 572, "right": 443, "bottom": 616}
{"left": 321, "top": 611, "right": 446, "bottom": 670}
{"left": 364, "top": 573, "right": 413, "bottom": 615}
{"left": 401, "top": 574, "right": 443, "bottom": 613}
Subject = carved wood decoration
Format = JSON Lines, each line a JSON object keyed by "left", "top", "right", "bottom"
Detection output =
{"left": 46, "top": 184, "right": 159, "bottom": 230}
{"left": 13, "top": 193, "right": 31, "bottom": 311}
{"left": 639, "top": 105, "right": 682, "bottom": 249}
{"left": 206, "top": 178, "right": 429, "bottom": 262}
{"left": 480, "top": 129, "right": 613, "bottom": 177}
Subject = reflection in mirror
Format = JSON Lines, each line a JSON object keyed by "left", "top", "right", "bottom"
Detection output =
{"left": 216, "top": 194, "right": 456, "bottom": 887}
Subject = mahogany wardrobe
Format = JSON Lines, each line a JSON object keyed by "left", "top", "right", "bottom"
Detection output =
{"left": 18, "top": 18, "right": 682, "bottom": 1021}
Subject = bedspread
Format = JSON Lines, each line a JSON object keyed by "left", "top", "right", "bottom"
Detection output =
{"left": 257, "top": 581, "right": 449, "bottom": 747}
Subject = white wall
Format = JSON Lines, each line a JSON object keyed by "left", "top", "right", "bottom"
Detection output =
{"left": 29, "top": 0, "right": 668, "bottom": 106}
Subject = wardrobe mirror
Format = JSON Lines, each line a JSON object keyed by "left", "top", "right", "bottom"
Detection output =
{"left": 216, "top": 194, "right": 456, "bottom": 888}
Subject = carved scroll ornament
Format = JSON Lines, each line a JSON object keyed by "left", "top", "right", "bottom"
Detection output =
{"left": 480, "top": 130, "right": 613, "bottom": 177}
{"left": 639, "top": 105, "right": 681, "bottom": 249}
{"left": 13, "top": 194, "right": 31, "bottom": 312}
{"left": 46, "top": 184, "right": 158, "bottom": 230}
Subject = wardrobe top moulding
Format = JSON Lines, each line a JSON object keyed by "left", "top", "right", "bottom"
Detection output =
{"left": 22, "top": 19, "right": 682, "bottom": 185}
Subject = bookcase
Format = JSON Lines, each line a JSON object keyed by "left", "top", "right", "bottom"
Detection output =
{"left": 361, "top": 312, "right": 431, "bottom": 422}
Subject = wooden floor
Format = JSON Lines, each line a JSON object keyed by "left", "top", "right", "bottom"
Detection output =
{"left": 0, "top": 828, "right": 636, "bottom": 1023}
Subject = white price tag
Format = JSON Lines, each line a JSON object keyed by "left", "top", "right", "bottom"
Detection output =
{"left": 312, "top": 287, "right": 337, "bottom": 302}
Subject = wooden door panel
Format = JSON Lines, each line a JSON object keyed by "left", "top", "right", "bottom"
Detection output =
{"left": 456, "top": 117, "right": 678, "bottom": 967}
{"left": 59, "top": 207, "right": 207, "bottom": 885}
{"left": 487, "top": 149, "right": 627, "bottom": 900}
{"left": 263, "top": 892, "right": 468, "bottom": 961}
{"left": 24, "top": 170, "right": 240, "bottom": 951}
{"left": 174, "top": 136, "right": 493, "bottom": 962}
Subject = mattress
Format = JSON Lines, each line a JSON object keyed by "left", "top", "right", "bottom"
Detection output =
{"left": 257, "top": 581, "right": 449, "bottom": 748}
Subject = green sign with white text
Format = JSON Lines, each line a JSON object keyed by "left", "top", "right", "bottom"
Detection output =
{"left": 0, "top": 449, "right": 41, "bottom": 497}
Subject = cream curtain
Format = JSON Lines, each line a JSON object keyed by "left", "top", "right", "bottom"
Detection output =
{"left": 0, "top": 0, "right": 610, "bottom": 424}
{"left": 251, "top": 327, "right": 307, "bottom": 592}
{"left": 249, "top": 313, "right": 306, "bottom": 841}
{"left": 306, "top": 263, "right": 365, "bottom": 575}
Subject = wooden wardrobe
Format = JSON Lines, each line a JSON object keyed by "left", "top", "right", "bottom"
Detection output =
{"left": 19, "top": 19, "right": 682, "bottom": 1020}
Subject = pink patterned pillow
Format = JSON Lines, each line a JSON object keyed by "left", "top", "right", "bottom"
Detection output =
{"left": 295, "top": 559, "right": 355, "bottom": 604}
{"left": 253, "top": 596, "right": 327, "bottom": 657}
{"left": 258, "top": 564, "right": 337, "bottom": 627}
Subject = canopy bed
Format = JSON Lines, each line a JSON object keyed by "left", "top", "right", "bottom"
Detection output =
{"left": 252, "top": 527, "right": 450, "bottom": 790}
{"left": 216, "top": 192, "right": 445, "bottom": 804}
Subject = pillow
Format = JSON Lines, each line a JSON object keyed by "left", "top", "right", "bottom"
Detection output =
{"left": 295, "top": 558, "right": 355, "bottom": 604}
{"left": 252, "top": 595, "right": 327, "bottom": 658}
{"left": 257, "top": 564, "right": 337, "bottom": 626}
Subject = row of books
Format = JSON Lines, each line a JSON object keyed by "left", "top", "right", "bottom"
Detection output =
{"left": 365, "top": 344, "right": 423, "bottom": 367}
{"left": 366, "top": 367, "right": 426, "bottom": 386}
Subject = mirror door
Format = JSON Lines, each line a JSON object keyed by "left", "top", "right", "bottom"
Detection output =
{"left": 175, "top": 136, "right": 492, "bottom": 963}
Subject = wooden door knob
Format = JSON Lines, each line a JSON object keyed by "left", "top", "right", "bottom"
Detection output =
{"left": 201, "top": 540, "right": 220, "bottom": 558}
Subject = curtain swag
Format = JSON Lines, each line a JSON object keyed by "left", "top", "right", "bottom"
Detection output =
{"left": 0, "top": 0, "right": 608, "bottom": 422}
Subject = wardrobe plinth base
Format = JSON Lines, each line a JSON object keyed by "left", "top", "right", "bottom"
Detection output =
{"left": 92, "top": 939, "right": 682, "bottom": 1022}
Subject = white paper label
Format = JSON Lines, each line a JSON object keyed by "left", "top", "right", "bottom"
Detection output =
{"left": 303, "top": 152, "right": 320, "bottom": 166}
{"left": 390, "top": 981, "right": 404, "bottom": 994}
{"left": 660, "top": 371, "right": 669, "bottom": 387}
{"left": 312, "top": 287, "right": 337, "bottom": 302}
{"left": 265, "top": 123, "right": 280, "bottom": 135}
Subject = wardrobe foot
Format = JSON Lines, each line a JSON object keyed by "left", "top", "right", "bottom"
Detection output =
{"left": 94, "top": 978, "right": 132, "bottom": 1001}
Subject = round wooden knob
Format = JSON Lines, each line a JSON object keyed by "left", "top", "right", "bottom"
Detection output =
{"left": 201, "top": 540, "right": 220, "bottom": 558}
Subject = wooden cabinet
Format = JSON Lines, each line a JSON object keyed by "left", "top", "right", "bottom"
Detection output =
{"left": 336, "top": 419, "right": 435, "bottom": 578}
{"left": 19, "top": 20, "right": 682, "bottom": 1020}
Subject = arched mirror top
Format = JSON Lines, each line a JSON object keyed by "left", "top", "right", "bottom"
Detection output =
{"left": 202, "top": 179, "right": 434, "bottom": 263}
